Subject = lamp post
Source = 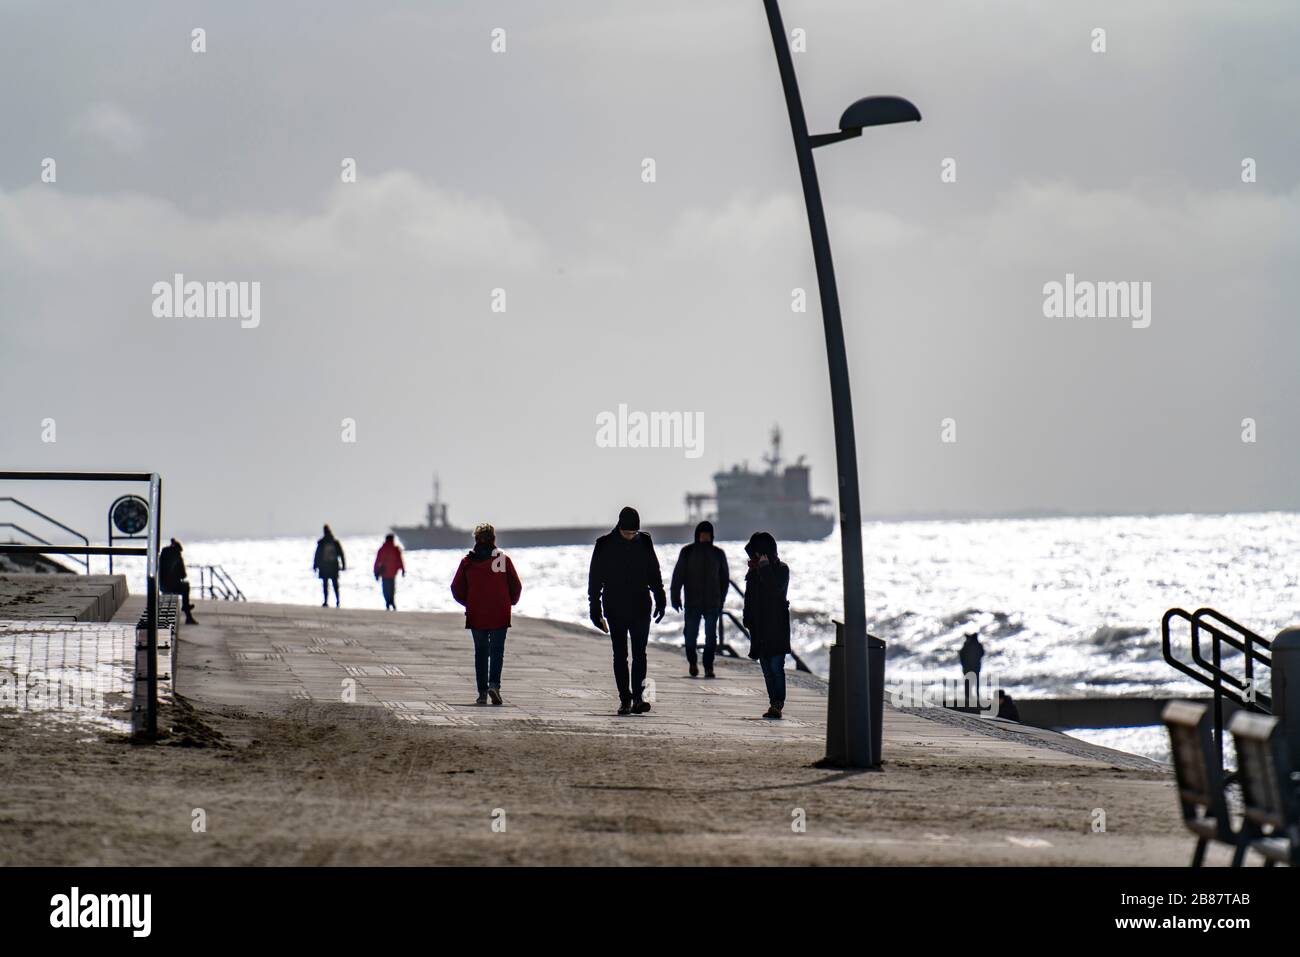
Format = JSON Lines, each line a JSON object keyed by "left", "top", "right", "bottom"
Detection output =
{"left": 761, "top": 0, "right": 920, "bottom": 768}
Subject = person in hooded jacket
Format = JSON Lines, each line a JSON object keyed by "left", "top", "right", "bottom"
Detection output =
{"left": 312, "top": 525, "right": 346, "bottom": 607}
{"left": 158, "top": 538, "right": 198, "bottom": 625}
{"left": 373, "top": 533, "right": 406, "bottom": 610}
{"left": 587, "top": 506, "right": 666, "bottom": 715}
{"left": 742, "top": 531, "right": 791, "bottom": 719}
{"left": 450, "top": 523, "right": 522, "bottom": 705}
{"left": 670, "top": 520, "right": 729, "bottom": 678}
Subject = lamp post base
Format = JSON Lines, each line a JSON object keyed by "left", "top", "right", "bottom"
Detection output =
{"left": 819, "top": 620, "right": 886, "bottom": 769}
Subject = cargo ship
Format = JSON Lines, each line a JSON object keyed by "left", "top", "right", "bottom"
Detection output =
{"left": 392, "top": 427, "right": 835, "bottom": 549}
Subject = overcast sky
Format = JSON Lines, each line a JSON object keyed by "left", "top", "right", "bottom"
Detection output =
{"left": 2, "top": 0, "right": 1298, "bottom": 540}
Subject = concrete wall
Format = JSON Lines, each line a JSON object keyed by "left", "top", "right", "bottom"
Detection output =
{"left": 0, "top": 574, "right": 129, "bottom": 622}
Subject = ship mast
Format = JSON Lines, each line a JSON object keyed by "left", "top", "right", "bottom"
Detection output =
{"left": 763, "top": 425, "right": 783, "bottom": 473}
{"left": 427, "top": 473, "right": 442, "bottom": 528}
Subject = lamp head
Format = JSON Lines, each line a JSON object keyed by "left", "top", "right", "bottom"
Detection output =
{"left": 838, "top": 95, "right": 922, "bottom": 133}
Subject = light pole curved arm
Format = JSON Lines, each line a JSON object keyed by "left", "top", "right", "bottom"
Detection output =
{"left": 761, "top": 0, "right": 919, "bottom": 768}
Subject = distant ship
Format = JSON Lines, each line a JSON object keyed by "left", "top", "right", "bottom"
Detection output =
{"left": 392, "top": 427, "right": 836, "bottom": 550}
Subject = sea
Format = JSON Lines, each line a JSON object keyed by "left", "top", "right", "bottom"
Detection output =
{"left": 111, "top": 511, "right": 1300, "bottom": 763}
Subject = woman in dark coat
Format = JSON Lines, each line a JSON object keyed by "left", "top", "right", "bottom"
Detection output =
{"left": 312, "top": 524, "right": 346, "bottom": 608}
{"left": 742, "top": 531, "right": 791, "bottom": 719}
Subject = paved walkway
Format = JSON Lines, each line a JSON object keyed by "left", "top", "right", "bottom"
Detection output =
{"left": 164, "top": 599, "right": 1155, "bottom": 769}
{"left": 0, "top": 596, "right": 1194, "bottom": 865}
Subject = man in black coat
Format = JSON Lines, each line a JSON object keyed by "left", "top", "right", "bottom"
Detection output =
{"left": 670, "top": 520, "right": 729, "bottom": 678}
{"left": 588, "top": 506, "right": 666, "bottom": 715}
{"left": 158, "top": 538, "right": 197, "bottom": 625}
{"left": 742, "top": 531, "right": 791, "bottom": 719}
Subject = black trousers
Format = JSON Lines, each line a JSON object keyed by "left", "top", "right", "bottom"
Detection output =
{"left": 163, "top": 580, "right": 192, "bottom": 612}
{"left": 608, "top": 614, "right": 650, "bottom": 703}
{"left": 381, "top": 577, "right": 396, "bottom": 609}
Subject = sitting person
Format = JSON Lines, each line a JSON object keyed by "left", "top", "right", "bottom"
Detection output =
{"left": 158, "top": 538, "right": 197, "bottom": 625}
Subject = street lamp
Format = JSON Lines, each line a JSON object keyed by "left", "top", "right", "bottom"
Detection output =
{"left": 761, "top": 0, "right": 920, "bottom": 768}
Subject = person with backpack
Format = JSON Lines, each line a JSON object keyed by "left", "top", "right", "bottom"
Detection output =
{"left": 450, "top": 523, "right": 522, "bottom": 705}
{"left": 670, "top": 520, "right": 729, "bottom": 678}
{"left": 742, "top": 531, "right": 791, "bottom": 719}
{"left": 313, "top": 525, "right": 346, "bottom": 607}
{"left": 587, "top": 506, "right": 666, "bottom": 715}
{"left": 373, "top": 534, "right": 406, "bottom": 610}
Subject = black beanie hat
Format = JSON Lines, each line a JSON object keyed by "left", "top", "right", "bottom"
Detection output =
{"left": 617, "top": 506, "right": 640, "bottom": 531}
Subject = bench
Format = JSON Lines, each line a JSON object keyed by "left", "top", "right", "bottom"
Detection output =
{"left": 1228, "top": 711, "right": 1300, "bottom": 866}
{"left": 135, "top": 592, "right": 178, "bottom": 681}
{"left": 1162, "top": 700, "right": 1237, "bottom": 866}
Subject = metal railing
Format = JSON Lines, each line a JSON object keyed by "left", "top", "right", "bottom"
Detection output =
{"left": 0, "top": 497, "right": 91, "bottom": 572}
{"left": 1163, "top": 606, "right": 1273, "bottom": 774}
{"left": 194, "top": 564, "right": 246, "bottom": 601}
{"left": 0, "top": 522, "right": 82, "bottom": 573}
{"left": 0, "top": 471, "right": 164, "bottom": 742}
{"left": 716, "top": 577, "right": 811, "bottom": 673}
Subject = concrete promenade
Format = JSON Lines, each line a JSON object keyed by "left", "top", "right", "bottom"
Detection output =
{"left": 172, "top": 600, "right": 1162, "bottom": 765}
{"left": 154, "top": 599, "right": 1199, "bottom": 865}
{"left": 2, "top": 592, "right": 1208, "bottom": 865}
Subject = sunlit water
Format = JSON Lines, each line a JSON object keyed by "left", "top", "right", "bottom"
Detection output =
{"left": 98, "top": 512, "right": 1298, "bottom": 759}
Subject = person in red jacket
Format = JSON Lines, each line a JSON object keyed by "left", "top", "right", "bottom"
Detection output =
{"left": 373, "top": 534, "right": 406, "bottom": 610}
{"left": 450, "top": 523, "right": 522, "bottom": 705}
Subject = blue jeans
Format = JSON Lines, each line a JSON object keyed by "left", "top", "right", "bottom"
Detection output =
{"left": 683, "top": 606, "right": 720, "bottom": 669}
{"left": 471, "top": 628, "right": 507, "bottom": 692}
{"left": 759, "top": 654, "right": 786, "bottom": 708}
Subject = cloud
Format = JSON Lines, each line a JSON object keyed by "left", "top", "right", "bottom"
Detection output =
{"left": 72, "top": 102, "right": 146, "bottom": 155}
{"left": 0, "top": 170, "right": 545, "bottom": 275}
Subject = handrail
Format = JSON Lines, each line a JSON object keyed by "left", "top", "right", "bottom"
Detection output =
{"left": 0, "top": 497, "right": 91, "bottom": 572}
{"left": 0, "top": 522, "right": 83, "bottom": 573}
{"left": 1162, "top": 606, "right": 1273, "bottom": 776}
{"left": 1188, "top": 608, "right": 1271, "bottom": 689}
{"left": 194, "top": 564, "right": 246, "bottom": 601}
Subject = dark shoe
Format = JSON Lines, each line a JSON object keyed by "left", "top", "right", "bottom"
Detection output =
{"left": 632, "top": 700, "right": 652, "bottom": 714}
{"left": 184, "top": 613, "right": 198, "bottom": 625}
{"left": 689, "top": 662, "right": 699, "bottom": 678}
{"left": 321, "top": 602, "right": 328, "bottom": 608}
{"left": 617, "top": 701, "right": 633, "bottom": 716}
{"left": 476, "top": 692, "right": 488, "bottom": 705}
{"left": 704, "top": 669, "right": 715, "bottom": 679}
{"left": 488, "top": 686, "right": 503, "bottom": 706}
{"left": 762, "top": 706, "right": 783, "bottom": 720}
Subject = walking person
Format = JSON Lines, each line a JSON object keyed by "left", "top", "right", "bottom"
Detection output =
{"left": 670, "top": 520, "right": 729, "bottom": 678}
{"left": 373, "top": 533, "right": 406, "bottom": 610}
{"left": 588, "top": 506, "right": 666, "bottom": 716}
{"left": 742, "top": 531, "right": 791, "bottom": 719}
{"left": 450, "top": 523, "right": 522, "bottom": 706}
{"left": 158, "top": 538, "right": 198, "bottom": 625}
{"left": 313, "top": 524, "right": 346, "bottom": 607}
